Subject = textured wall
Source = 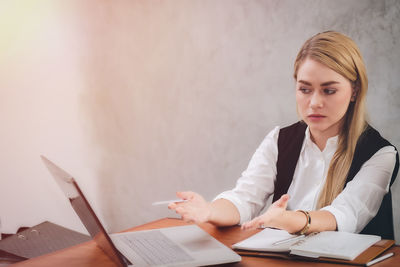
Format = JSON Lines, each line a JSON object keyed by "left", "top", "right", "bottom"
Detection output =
{"left": 1, "top": 0, "right": 399, "bottom": 243}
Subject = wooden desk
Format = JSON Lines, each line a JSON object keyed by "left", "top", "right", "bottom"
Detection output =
{"left": 9, "top": 218, "right": 400, "bottom": 266}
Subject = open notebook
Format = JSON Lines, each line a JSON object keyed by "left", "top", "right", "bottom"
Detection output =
{"left": 232, "top": 228, "right": 394, "bottom": 264}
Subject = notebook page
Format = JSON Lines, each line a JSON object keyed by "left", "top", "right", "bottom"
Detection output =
{"left": 232, "top": 228, "right": 300, "bottom": 252}
{"left": 290, "top": 231, "right": 381, "bottom": 260}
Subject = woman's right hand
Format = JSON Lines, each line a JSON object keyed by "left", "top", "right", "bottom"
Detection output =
{"left": 168, "top": 191, "right": 212, "bottom": 224}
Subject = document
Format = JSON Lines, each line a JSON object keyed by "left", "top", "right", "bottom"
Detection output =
{"left": 233, "top": 229, "right": 382, "bottom": 261}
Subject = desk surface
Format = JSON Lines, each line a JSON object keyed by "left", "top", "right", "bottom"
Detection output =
{"left": 9, "top": 218, "right": 400, "bottom": 267}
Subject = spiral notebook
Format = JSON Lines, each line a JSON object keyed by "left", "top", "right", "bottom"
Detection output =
{"left": 233, "top": 228, "right": 394, "bottom": 265}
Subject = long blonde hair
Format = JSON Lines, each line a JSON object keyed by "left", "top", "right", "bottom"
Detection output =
{"left": 293, "top": 31, "right": 368, "bottom": 209}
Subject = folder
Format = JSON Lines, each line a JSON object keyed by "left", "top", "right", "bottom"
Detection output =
{"left": 0, "top": 221, "right": 91, "bottom": 261}
{"left": 0, "top": 248, "right": 26, "bottom": 263}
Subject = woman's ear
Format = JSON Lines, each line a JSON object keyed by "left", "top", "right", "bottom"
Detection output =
{"left": 351, "top": 90, "right": 357, "bottom": 102}
{"left": 351, "top": 84, "right": 357, "bottom": 102}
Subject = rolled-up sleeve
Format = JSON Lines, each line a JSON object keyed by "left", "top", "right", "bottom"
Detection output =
{"left": 321, "top": 146, "right": 397, "bottom": 233}
{"left": 214, "top": 127, "right": 280, "bottom": 224}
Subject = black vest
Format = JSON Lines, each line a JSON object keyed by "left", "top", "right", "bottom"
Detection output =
{"left": 273, "top": 121, "right": 399, "bottom": 239}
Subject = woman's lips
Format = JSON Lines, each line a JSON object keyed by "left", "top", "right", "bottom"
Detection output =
{"left": 308, "top": 114, "right": 326, "bottom": 121}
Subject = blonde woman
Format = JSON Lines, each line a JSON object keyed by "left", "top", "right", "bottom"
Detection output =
{"left": 169, "top": 31, "right": 399, "bottom": 239}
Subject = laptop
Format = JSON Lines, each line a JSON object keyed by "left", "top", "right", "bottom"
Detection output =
{"left": 41, "top": 156, "right": 241, "bottom": 267}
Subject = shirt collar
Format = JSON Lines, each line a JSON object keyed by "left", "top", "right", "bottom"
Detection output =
{"left": 305, "top": 126, "right": 338, "bottom": 152}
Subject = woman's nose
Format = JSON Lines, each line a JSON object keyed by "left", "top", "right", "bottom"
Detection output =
{"left": 310, "top": 92, "right": 324, "bottom": 109}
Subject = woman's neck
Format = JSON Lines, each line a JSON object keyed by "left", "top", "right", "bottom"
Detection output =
{"left": 310, "top": 128, "right": 339, "bottom": 151}
{"left": 308, "top": 119, "right": 343, "bottom": 151}
{"left": 310, "top": 133, "right": 328, "bottom": 151}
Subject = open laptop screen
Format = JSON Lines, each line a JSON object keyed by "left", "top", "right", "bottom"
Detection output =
{"left": 41, "top": 156, "right": 128, "bottom": 267}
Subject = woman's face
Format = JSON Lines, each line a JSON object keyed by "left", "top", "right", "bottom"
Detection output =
{"left": 296, "top": 58, "right": 354, "bottom": 138}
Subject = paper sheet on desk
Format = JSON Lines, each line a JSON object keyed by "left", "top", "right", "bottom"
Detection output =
{"left": 232, "top": 228, "right": 301, "bottom": 252}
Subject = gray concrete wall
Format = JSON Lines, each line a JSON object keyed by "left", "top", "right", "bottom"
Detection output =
{"left": 1, "top": 0, "right": 399, "bottom": 243}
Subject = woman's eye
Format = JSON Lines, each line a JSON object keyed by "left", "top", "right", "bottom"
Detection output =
{"left": 323, "top": 88, "right": 336, "bottom": 95}
{"left": 299, "top": 88, "right": 311, "bottom": 94}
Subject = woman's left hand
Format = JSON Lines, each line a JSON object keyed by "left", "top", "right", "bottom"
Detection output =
{"left": 241, "top": 194, "right": 290, "bottom": 230}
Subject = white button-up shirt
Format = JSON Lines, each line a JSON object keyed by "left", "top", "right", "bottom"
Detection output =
{"left": 215, "top": 126, "right": 397, "bottom": 233}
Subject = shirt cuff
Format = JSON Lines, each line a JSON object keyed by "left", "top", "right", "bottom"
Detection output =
{"left": 213, "top": 191, "right": 252, "bottom": 225}
{"left": 320, "top": 205, "right": 356, "bottom": 233}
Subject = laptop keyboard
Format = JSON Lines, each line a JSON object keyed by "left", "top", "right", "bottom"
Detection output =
{"left": 116, "top": 230, "right": 193, "bottom": 265}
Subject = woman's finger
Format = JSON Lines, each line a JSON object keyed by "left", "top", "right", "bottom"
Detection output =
{"left": 242, "top": 217, "right": 260, "bottom": 230}
{"left": 168, "top": 202, "right": 177, "bottom": 209}
{"left": 273, "top": 194, "right": 290, "bottom": 208}
{"left": 176, "top": 191, "right": 195, "bottom": 200}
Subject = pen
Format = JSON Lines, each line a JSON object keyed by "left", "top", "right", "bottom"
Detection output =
{"left": 272, "top": 235, "right": 305, "bottom": 246}
{"left": 152, "top": 199, "right": 187, "bottom": 206}
{"left": 365, "top": 252, "right": 394, "bottom": 266}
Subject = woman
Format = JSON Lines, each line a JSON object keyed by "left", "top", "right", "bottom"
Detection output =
{"left": 169, "top": 31, "right": 399, "bottom": 239}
